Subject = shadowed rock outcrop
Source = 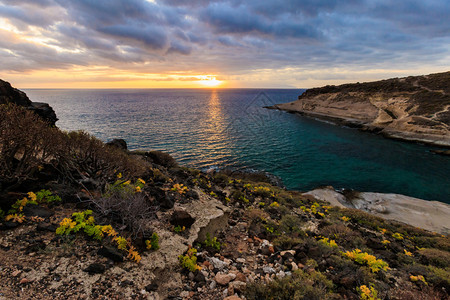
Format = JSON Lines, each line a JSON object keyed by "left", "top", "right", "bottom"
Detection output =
{"left": 0, "top": 79, "right": 58, "bottom": 126}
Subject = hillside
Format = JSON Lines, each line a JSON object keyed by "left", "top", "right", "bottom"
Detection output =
{"left": 0, "top": 81, "right": 449, "bottom": 299}
{"left": 272, "top": 71, "right": 450, "bottom": 147}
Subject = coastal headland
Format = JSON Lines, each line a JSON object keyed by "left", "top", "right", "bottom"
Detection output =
{"left": 269, "top": 71, "right": 450, "bottom": 148}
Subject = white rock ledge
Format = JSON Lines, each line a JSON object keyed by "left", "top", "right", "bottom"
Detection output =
{"left": 304, "top": 187, "right": 450, "bottom": 235}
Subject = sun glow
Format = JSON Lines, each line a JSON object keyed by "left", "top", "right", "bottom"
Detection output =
{"left": 198, "top": 76, "right": 223, "bottom": 87}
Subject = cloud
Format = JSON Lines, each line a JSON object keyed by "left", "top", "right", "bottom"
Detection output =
{"left": 0, "top": 0, "right": 449, "bottom": 86}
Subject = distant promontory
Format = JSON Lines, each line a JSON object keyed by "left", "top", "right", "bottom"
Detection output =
{"left": 270, "top": 71, "right": 450, "bottom": 147}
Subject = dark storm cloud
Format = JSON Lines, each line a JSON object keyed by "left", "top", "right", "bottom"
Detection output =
{"left": 0, "top": 0, "right": 448, "bottom": 76}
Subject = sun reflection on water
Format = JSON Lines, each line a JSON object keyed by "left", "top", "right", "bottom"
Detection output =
{"left": 198, "top": 90, "right": 234, "bottom": 167}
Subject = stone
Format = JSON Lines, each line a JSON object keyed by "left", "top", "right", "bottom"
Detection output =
{"left": 235, "top": 272, "right": 246, "bottom": 282}
{"left": 106, "top": 139, "right": 128, "bottom": 151}
{"left": 263, "top": 266, "right": 276, "bottom": 274}
{"left": 194, "top": 271, "right": 206, "bottom": 283}
{"left": 208, "top": 257, "right": 229, "bottom": 270}
{"left": 0, "top": 79, "right": 57, "bottom": 125}
{"left": 170, "top": 210, "right": 195, "bottom": 228}
{"left": 83, "top": 263, "right": 106, "bottom": 274}
{"left": 229, "top": 280, "right": 246, "bottom": 292}
{"left": 22, "top": 205, "right": 54, "bottom": 218}
{"left": 20, "top": 278, "right": 31, "bottom": 284}
{"left": 36, "top": 222, "right": 57, "bottom": 232}
{"left": 149, "top": 187, "right": 173, "bottom": 209}
{"left": 145, "top": 282, "right": 158, "bottom": 292}
{"left": 209, "top": 280, "right": 216, "bottom": 289}
{"left": 224, "top": 295, "right": 242, "bottom": 300}
{"left": 12, "top": 270, "right": 21, "bottom": 277}
{"left": 215, "top": 273, "right": 234, "bottom": 286}
{"left": 98, "top": 246, "right": 124, "bottom": 262}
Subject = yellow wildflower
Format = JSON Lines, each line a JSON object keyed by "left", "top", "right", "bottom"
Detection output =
{"left": 135, "top": 186, "right": 142, "bottom": 193}
{"left": 404, "top": 249, "right": 413, "bottom": 257}
{"left": 27, "top": 192, "right": 37, "bottom": 201}
{"left": 117, "top": 173, "right": 122, "bottom": 179}
{"left": 123, "top": 180, "right": 131, "bottom": 185}
{"left": 138, "top": 178, "right": 146, "bottom": 184}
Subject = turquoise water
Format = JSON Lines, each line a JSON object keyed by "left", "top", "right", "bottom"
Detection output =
{"left": 25, "top": 89, "right": 450, "bottom": 203}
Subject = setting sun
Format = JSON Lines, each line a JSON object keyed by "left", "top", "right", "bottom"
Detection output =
{"left": 198, "top": 76, "right": 223, "bottom": 87}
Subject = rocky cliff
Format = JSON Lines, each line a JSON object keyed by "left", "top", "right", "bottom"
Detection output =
{"left": 272, "top": 71, "right": 450, "bottom": 147}
{"left": 0, "top": 79, "right": 57, "bottom": 126}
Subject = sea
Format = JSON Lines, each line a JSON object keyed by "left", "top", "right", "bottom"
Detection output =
{"left": 24, "top": 88, "right": 450, "bottom": 204}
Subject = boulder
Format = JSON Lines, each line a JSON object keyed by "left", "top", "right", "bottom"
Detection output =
{"left": 106, "top": 139, "right": 128, "bottom": 151}
{"left": 0, "top": 79, "right": 58, "bottom": 126}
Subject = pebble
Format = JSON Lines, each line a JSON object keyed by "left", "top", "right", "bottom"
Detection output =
{"left": 209, "top": 281, "right": 217, "bottom": 289}
{"left": 224, "top": 296, "right": 241, "bottom": 300}
{"left": 208, "top": 257, "right": 229, "bottom": 270}
{"left": 215, "top": 273, "right": 234, "bottom": 286}
{"left": 291, "top": 262, "right": 298, "bottom": 271}
{"left": 263, "top": 266, "right": 276, "bottom": 274}
{"left": 229, "top": 281, "right": 246, "bottom": 292}
{"left": 20, "top": 278, "right": 31, "bottom": 284}
{"left": 235, "top": 272, "right": 246, "bottom": 282}
{"left": 236, "top": 258, "right": 245, "bottom": 264}
{"left": 12, "top": 270, "right": 21, "bottom": 277}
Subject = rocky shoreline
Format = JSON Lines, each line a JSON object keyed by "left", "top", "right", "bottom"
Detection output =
{"left": 268, "top": 71, "right": 450, "bottom": 149}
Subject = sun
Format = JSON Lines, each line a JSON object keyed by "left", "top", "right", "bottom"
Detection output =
{"left": 198, "top": 76, "right": 223, "bottom": 87}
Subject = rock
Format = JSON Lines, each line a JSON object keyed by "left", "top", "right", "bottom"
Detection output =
{"left": 20, "top": 278, "right": 32, "bottom": 284}
{"left": 209, "top": 280, "right": 217, "bottom": 289}
{"left": 22, "top": 205, "right": 54, "bottom": 218}
{"left": 235, "top": 272, "right": 246, "bottom": 282}
{"left": 229, "top": 281, "right": 246, "bottom": 292}
{"left": 208, "top": 257, "right": 229, "bottom": 271}
{"left": 106, "top": 139, "right": 128, "bottom": 151}
{"left": 194, "top": 271, "right": 206, "bottom": 283}
{"left": 0, "top": 79, "right": 31, "bottom": 106}
{"left": 215, "top": 273, "right": 234, "bottom": 286}
{"left": 98, "top": 246, "right": 124, "bottom": 262}
{"left": 2, "top": 221, "right": 20, "bottom": 230}
{"left": 224, "top": 295, "right": 242, "bottom": 300}
{"left": 36, "top": 222, "right": 57, "bottom": 232}
{"left": 0, "top": 79, "right": 58, "bottom": 125}
{"left": 28, "top": 102, "right": 58, "bottom": 126}
{"left": 83, "top": 263, "right": 106, "bottom": 274}
{"left": 188, "top": 272, "right": 195, "bottom": 280}
{"left": 145, "top": 151, "right": 178, "bottom": 168}
{"left": 170, "top": 210, "right": 195, "bottom": 228}
{"left": 145, "top": 282, "right": 158, "bottom": 292}
{"left": 148, "top": 187, "right": 173, "bottom": 209}
{"left": 185, "top": 190, "right": 199, "bottom": 200}
{"left": 263, "top": 266, "right": 276, "bottom": 274}
{"left": 12, "top": 270, "right": 21, "bottom": 277}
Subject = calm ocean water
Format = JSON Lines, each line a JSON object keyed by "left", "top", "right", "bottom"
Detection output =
{"left": 25, "top": 88, "right": 450, "bottom": 203}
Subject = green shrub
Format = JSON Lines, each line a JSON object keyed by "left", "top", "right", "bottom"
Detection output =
{"left": 146, "top": 232, "right": 159, "bottom": 251}
{"left": 204, "top": 233, "right": 221, "bottom": 250}
{"left": 179, "top": 247, "right": 200, "bottom": 272}
{"left": 419, "top": 248, "right": 450, "bottom": 268}
{"left": 244, "top": 269, "right": 336, "bottom": 300}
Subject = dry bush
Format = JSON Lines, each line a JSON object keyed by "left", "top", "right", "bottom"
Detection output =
{"left": 0, "top": 104, "right": 146, "bottom": 192}
{"left": 56, "top": 130, "right": 146, "bottom": 184}
{"left": 0, "top": 104, "right": 59, "bottom": 190}
{"left": 91, "top": 185, "right": 157, "bottom": 239}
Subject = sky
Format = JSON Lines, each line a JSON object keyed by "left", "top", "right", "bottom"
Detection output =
{"left": 0, "top": 0, "right": 449, "bottom": 89}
